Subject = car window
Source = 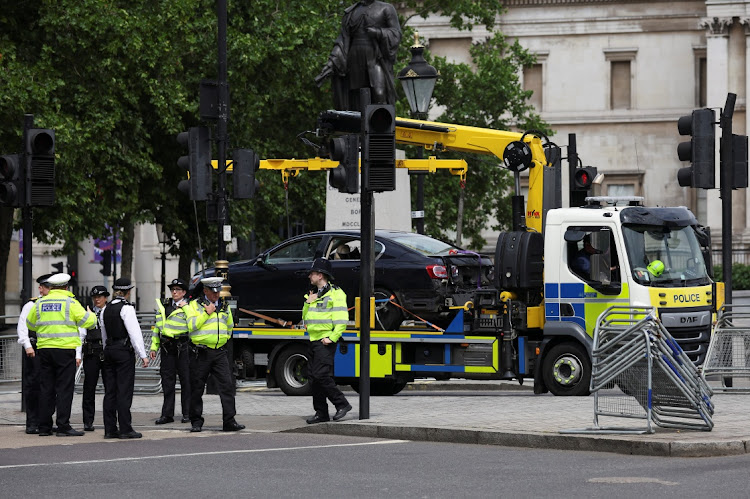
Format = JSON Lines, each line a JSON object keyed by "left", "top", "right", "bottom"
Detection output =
{"left": 326, "top": 238, "right": 383, "bottom": 260}
{"left": 266, "top": 237, "right": 322, "bottom": 264}
{"left": 385, "top": 233, "right": 458, "bottom": 256}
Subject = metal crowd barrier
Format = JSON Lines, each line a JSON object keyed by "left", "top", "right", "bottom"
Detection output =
{"left": 564, "top": 306, "right": 714, "bottom": 435}
{"left": 702, "top": 303, "right": 750, "bottom": 392}
{"left": 0, "top": 332, "right": 22, "bottom": 384}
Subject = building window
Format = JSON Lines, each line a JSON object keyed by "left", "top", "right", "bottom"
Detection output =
{"left": 694, "top": 47, "right": 707, "bottom": 107}
{"left": 610, "top": 61, "right": 631, "bottom": 109}
{"left": 524, "top": 64, "right": 543, "bottom": 111}
{"left": 604, "top": 48, "right": 637, "bottom": 110}
{"left": 600, "top": 172, "right": 643, "bottom": 205}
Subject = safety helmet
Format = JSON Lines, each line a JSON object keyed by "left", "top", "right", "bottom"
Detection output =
{"left": 647, "top": 259, "right": 665, "bottom": 277}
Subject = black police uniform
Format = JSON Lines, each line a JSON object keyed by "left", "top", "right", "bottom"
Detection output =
{"left": 82, "top": 292, "right": 106, "bottom": 431}
{"left": 20, "top": 297, "right": 41, "bottom": 433}
{"left": 101, "top": 297, "right": 140, "bottom": 438}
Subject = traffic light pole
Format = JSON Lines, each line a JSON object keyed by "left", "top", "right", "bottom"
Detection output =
{"left": 216, "top": 0, "right": 228, "bottom": 262}
{"left": 20, "top": 114, "right": 33, "bottom": 305}
{"left": 720, "top": 93, "right": 736, "bottom": 305}
{"left": 359, "top": 89, "right": 372, "bottom": 420}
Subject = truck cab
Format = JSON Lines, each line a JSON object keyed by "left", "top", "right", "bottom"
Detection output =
{"left": 539, "top": 200, "right": 718, "bottom": 395}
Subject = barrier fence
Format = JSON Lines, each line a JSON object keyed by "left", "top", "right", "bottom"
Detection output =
{"left": 564, "top": 306, "right": 714, "bottom": 435}
{"left": 702, "top": 304, "right": 750, "bottom": 392}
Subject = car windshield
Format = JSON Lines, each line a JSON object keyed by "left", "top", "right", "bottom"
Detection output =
{"left": 622, "top": 224, "right": 711, "bottom": 287}
{"left": 385, "top": 233, "right": 459, "bottom": 256}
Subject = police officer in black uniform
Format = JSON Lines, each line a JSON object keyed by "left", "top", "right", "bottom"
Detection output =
{"left": 81, "top": 285, "right": 109, "bottom": 431}
{"left": 101, "top": 278, "right": 149, "bottom": 439}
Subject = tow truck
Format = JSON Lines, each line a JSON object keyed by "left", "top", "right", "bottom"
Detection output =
{"left": 223, "top": 111, "right": 723, "bottom": 396}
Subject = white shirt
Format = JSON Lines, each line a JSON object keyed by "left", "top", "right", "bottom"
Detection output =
{"left": 18, "top": 298, "right": 83, "bottom": 359}
{"left": 99, "top": 299, "right": 147, "bottom": 359}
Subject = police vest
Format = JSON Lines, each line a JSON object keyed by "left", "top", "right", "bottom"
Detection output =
{"left": 151, "top": 298, "right": 189, "bottom": 351}
{"left": 27, "top": 297, "right": 39, "bottom": 339}
{"left": 185, "top": 298, "right": 233, "bottom": 349}
{"left": 103, "top": 299, "right": 130, "bottom": 340}
{"left": 87, "top": 307, "right": 104, "bottom": 342}
{"left": 26, "top": 289, "right": 95, "bottom": 349}
{"left": 302, "top": 285, "right": 348, "bottom": 342}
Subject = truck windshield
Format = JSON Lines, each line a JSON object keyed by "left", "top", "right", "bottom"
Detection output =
{"left": 622, "top": 224, "right": 711, "bottom": 287}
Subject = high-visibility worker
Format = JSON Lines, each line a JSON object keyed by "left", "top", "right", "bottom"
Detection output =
{"left": 303, "top": 258, "right": 352, "bottom": 424}
{"left": 185, "top": 276, "right": 244, "bottom": 433}
{"left": 150, "top": 278, "right": 191, "bottom": 425}
{"left": 16, "top": 273, "right": 53, "bottom": 434}
{"left": 26, "top": 273, "right": 96, "bottom": 437}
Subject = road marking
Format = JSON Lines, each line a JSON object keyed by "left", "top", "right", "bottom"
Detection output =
{"left": 0, "top": 439, "right": 406, "bottom": 470}
{"left": 588, "top": 477, "right": 679, "bottom": 485}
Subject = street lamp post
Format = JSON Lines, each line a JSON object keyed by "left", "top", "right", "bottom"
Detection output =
{"left": 398, "top": 32, "right": 438, "bottom": 235}
{"left": 156, "top": 223, "right": 168, "bottom": 301}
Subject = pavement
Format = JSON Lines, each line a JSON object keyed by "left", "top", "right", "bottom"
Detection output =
{"left": 1, "top": 378, "right": 748, "bottom": 458}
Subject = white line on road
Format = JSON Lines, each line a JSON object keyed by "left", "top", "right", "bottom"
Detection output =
{"left": 0, "top": 439, "right": 407, "bottom": 470}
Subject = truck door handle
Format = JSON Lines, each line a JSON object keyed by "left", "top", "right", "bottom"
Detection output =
{"left": 561, "top": 303, "right": 575, "bottom": 317}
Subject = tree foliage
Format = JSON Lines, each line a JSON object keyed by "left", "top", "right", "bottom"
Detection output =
{"left": 0, "top": 0, "right": 547, "bottom": 294}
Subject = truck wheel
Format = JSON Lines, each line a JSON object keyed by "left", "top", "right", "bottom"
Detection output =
{"left": 240, "top": 347, "right": 255, "bottom": 380}
{"left": 274, "top": 344, "right": 311, "bottom": 396}
{"left": 542, "top": 343, "right": 591, "bottom": 396}
{"left": 374, "top": 288, "right": 403, "bottom": 330}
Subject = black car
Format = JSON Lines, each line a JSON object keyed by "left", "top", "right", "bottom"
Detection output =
{"left": 190, "top": 230, "right": 493, "bottom": 330}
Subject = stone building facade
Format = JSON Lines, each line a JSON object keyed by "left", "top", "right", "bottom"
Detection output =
{"left": 408, "top": 0, "right": 750, "bottom": 253}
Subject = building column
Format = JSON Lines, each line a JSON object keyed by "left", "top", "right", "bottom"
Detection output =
{"left": 742, "top": 18, "right": 750, "bottom": 237}
{"left": 701, "top": 17, "right": 732, "bottom": 236}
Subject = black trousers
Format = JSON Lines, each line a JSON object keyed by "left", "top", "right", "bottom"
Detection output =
{"left": 189, "top": 346, "right": 236, "bottom": 426}
{"left": 159, "top": 340, "right": 191, "bottom": 419}
{"left": 22, "top": 346, "right": 41, "bottom": 428}
{"left": 82, "top": 349, "right": 103, "bottom": 426}
{"left": 102, "top": 346, "right": 136, "bottom": 434}
{"left": 38, "top": 348, "right": 76, "bottom": 433}
{"left": 308, "top": 340, "right": 348, "bottom": 417}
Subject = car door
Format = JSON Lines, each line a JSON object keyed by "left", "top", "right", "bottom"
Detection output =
{"left": 249, "top": 235, "right": 326, "bottom": 319}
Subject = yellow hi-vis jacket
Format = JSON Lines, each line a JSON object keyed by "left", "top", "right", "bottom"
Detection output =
{"left": 26, "top": 289, "right": 96, "bottom": 349}
{"left": 151, "top": 299, "right": 189, "bottom": 352}
{"left": 302, "top": 285, "right": 348, "bottom": 342}
{"left": 185, "top": 298, "right": 233, "bottom": 349}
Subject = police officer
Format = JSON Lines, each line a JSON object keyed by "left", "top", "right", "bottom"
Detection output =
{"left": 16, "top": 273, "right": 53, "bottom": 434}
{"left": 185, "top": 276, "right": 244, "bottom": 433}
{"left": 100, "top": 277, "right": 149, "bottom": 439}
{"left": 26, "top": 273, "right": 96, "bottom": 436}
{"left": 81, "top": 285, "right": 109, "bottom": 431}
{"left": 303, "top": 258, "right": 352, "bottom": 424}
{"left": 151, "top": 278, "right": 191, "bottom": 424}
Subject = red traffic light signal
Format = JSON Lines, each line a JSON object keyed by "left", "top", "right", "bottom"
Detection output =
{"left": 573, "top": 166, "right": 597, "bottom": 190}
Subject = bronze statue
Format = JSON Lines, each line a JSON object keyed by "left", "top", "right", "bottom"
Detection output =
{"left": 315, "top": 0, "right": 402, "bottom": 111}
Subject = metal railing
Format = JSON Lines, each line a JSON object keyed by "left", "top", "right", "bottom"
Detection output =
{"left": 711, "top": 248, "right": 750, "bottom": 266}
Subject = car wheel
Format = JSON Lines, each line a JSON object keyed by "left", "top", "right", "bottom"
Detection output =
{"left": 274, "top": 344, "right": 312, "bottom": 396}
{"left": 374, "top": 288, "right": 403, "bottom": 330}
{"left": 542, "top": 342, "right": 591, "bottom": 397}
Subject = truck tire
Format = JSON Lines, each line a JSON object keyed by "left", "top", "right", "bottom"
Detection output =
{"left": 240, "top": 347, "right": 255, "bottom": 380}
{"left": 374, "top": 288, "right": 403, "bottom": 330}
{"left": 350, "top": 379, "right": 407, "bottom": 396}
{"left": 542, "top": 342, "right": 591, "bottom": 396}
{"left": 274, "top": 344, "right": 312, "bottom": 396}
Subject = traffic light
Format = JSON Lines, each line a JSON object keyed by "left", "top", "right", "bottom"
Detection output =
{"left": 0, "top": 154, "right": 24, "bottom": 207}
{"left": 26, "top": 128, "right": 55, "bottom": 206}
{"left": 177, "top": 126, "right": 211, "bottom": 200}
{"left": 232, "top": 148, "right": 260, "bottom": 199}
{"left": 677, "top": 108, "right": 716, "bottom": 189}
{"left": 51, "top": 262, "right": 64, "bottom": 274}
{"left": 733, "top": 134, "right": 748, "bottom": 189}
{"left": 100, "top": 249, "right": 112, "bottom": 276}
{"left": 361, "top": 104, "right": 396, "bottom": 192}
{"left": 328, "top": 134, "right": 360, "bottom": 194}
{"left": 573, "top": 166, "right": 597, "bottom": 190}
